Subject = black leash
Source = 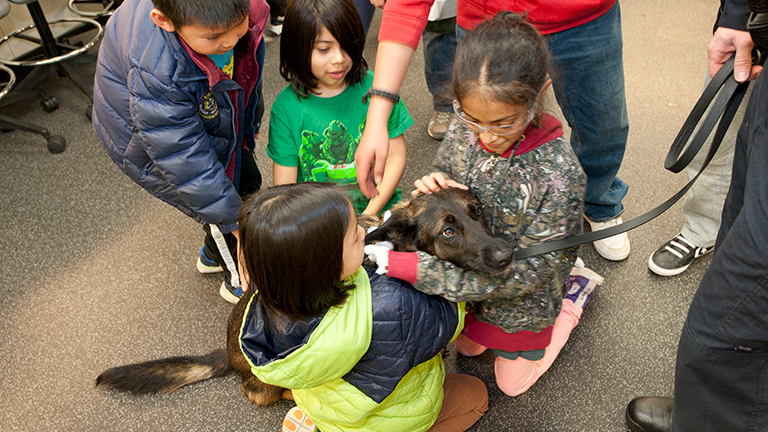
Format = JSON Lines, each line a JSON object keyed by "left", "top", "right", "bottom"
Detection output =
{"left": 513, "top": 56, "right": 752, "bottom": 260}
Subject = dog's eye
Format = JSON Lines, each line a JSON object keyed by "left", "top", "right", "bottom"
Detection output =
{"left": 443, "top": 228, "right": 455, "bottom": 237}
{"left": 475, "top": 207, "right": 482, "bottom": 216}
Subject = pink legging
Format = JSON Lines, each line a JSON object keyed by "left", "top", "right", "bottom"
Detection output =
{"left": 454, "top": 299, "right": 582, "bottom": 397}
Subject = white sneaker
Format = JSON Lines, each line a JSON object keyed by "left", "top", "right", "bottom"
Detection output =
{"left": 584, "top": 215, "right": 630, "bottom": 261}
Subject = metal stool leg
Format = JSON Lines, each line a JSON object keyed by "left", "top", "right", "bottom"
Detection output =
{"left": 57, "top": 62, "right": 92, "bottom": 100}
{"left": 25, "top": 2, "right": 63, "bottom": 59}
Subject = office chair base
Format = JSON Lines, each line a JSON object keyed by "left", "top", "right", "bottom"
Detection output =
{"left": 0, "top": 115, "right": 66, "bottom": 153}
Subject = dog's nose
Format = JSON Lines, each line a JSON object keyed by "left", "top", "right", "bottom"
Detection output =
{"left": 489, "top": 247, "right": 514, "bottom": 269}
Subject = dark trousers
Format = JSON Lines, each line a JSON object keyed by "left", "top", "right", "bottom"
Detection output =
{"left": 671, "top": 70, "right": 768, "bottom": 431}
{"left": 422, "top": 17, "right": 457, "bottom": 113}
{"left": 266, "top": 0, "right": 285, "bottom": 20}
{"left": 202, "top": 151, "right": 261, "bottom": 287}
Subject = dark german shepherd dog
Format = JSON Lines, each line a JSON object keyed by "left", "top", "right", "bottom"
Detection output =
{"left": 96, "top": 187, "right": 513, "bottom": 405}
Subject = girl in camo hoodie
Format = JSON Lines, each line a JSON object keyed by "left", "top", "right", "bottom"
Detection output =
{"left": 365, "top": 12, "right": 605, "bottom": 398}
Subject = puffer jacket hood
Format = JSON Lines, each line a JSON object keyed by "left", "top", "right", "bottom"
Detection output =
{"left": 240, "top": 267, "right": 465, "bottom": 432}
{"left": 91, "top": 0, "right": 269, "bottom": 233}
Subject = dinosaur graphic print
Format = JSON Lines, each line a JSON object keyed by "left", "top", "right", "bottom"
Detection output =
{"left": 299, "top": 119, "right": 365, "bottom": 185}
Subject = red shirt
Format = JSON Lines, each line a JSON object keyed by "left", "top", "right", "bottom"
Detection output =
{"left": 379, "top": 0, "right": 616, "bottom": 49}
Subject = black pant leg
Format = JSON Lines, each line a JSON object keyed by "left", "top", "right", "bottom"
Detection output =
{"left": 672, "top": 69, "right": 768, "bottom": 432}
{"left": 202, "top": 223, "right": 240, "bottom": 286}
{"left": 239, "top": 150, "right": 262, "bottom": 198}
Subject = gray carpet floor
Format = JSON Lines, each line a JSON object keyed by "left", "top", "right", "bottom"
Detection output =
{"left": 0, "top": 1, "right": 726, "bottom": 430}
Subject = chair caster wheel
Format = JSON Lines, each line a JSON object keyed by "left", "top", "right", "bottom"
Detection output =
{"left": 40, "top": 96, "right": 59, "bottom": 113}
{"left": 86, "top": 105, "right": 92, "bottom": 121}
{"left": 47, "top": 135, "right": 66, "bottom": 153}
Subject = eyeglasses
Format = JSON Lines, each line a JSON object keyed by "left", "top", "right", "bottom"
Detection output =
{"left": 452, "top": 96, "right": 539, "bottom": 137}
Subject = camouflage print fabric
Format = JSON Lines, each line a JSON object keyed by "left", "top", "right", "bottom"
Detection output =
{"left": 414, "top": 118, "right": 586, "bottom": 334}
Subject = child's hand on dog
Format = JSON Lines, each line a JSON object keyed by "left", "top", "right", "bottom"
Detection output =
{"left": 412, "top": 172, "right": 469, "bottom": 197}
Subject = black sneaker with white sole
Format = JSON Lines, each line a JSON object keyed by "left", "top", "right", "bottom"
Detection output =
{"left": 648, "top": 234, "right": 713, "bottom": 276}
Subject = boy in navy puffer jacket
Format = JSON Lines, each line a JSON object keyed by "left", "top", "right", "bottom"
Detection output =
{"left": 92, "top": 0, "right": 269, "bottom": 303}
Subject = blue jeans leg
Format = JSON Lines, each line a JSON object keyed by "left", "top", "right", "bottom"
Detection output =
{"left": 353, "top": 0, "right": 375, "bottom": 35}
{"left": 671, "top": 68, "right": 768, "bottom": 432}
{"left": 422, "top": 23, "right": 457, "bottom": 112}
{"left": 545, "top": 2, "right": 629, "bottom": 221}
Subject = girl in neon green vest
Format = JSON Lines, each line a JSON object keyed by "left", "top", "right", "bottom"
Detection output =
{"left": 235, "top": 183, "right": 487, "bottom": 432}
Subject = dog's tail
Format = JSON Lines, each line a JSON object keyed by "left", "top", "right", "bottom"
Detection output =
{"left": 96, "top": 349, "right": 233, "bottom": 395}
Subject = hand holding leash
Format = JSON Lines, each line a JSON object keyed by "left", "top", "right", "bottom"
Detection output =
{"left": 364, "top": 241, "right": 394, "bottom": 275}
{"left": 709, "top": 27, "right": 762, "bottom": 82}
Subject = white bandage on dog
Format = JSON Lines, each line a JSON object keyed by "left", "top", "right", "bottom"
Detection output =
{"left": 363, "top": 241, "right": 394, "bottom": 275}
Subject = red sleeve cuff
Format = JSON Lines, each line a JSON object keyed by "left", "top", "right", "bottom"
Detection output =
{"left": 378, "top": 0, "right": 432, "bottom": 50}
{"left": 387, "top": 251, "right": 419, "bottom": 285}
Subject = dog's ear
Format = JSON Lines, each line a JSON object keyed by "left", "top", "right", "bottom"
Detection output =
{"left": 364, "top": 209, "right": 419, "bottom": 252}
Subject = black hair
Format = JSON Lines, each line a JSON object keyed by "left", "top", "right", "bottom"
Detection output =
{"left": 151, "top": 0, "right": 249, "bottom": 30}
{"left": 279, "top": 0, "right": 368, "bottom": 98}
{"left": 237, "top": 183, "right": 356, "bottom": 321}
{"left": 453, "top": 12, "right": 552, "bottom": 111}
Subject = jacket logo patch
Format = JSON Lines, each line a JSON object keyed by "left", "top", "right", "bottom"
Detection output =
{"left": 199, "top": 92, "right": 219, "bottom": 120}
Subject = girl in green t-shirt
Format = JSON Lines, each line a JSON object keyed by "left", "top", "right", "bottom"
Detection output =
{"left": 267, "top": 0, "right": 413, "bottom": 215}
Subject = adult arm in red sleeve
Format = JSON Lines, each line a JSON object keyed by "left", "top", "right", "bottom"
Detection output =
{"left": 355, "top": 0, "right": 433, "bottom": 198}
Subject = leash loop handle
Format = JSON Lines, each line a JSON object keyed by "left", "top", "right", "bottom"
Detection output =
{"left": 665, "top": 57, "right": 736, "bottom": 173}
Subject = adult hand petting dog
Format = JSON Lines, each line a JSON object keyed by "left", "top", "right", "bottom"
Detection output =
{"left": 364, "top": 241, "right": 394, "bottom": 275}
{"left": 412, "top": 172, "right": 469, "bottom": 197}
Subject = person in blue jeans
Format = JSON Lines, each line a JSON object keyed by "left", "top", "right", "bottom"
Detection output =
{"left": 625, "top": 0, "right": 768, "bottom": 430}
{"left": 545, "top": 3, "right": 630, "bottom": 261}
{"left": 355, "top": 0, "right": 458, "bottom": 140}
{"left": 356, "top": 0, "right": 632, "bottom": 261}
{"left": 422, "top": 4, "right": 458, "bottom": 140}
{"left": 353, "top": 0, "right": 375, "bottom": 34}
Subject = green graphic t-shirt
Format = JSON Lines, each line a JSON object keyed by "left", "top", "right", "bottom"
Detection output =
{"left": 267, "top": 71, "right": 413, "bottom": 212}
